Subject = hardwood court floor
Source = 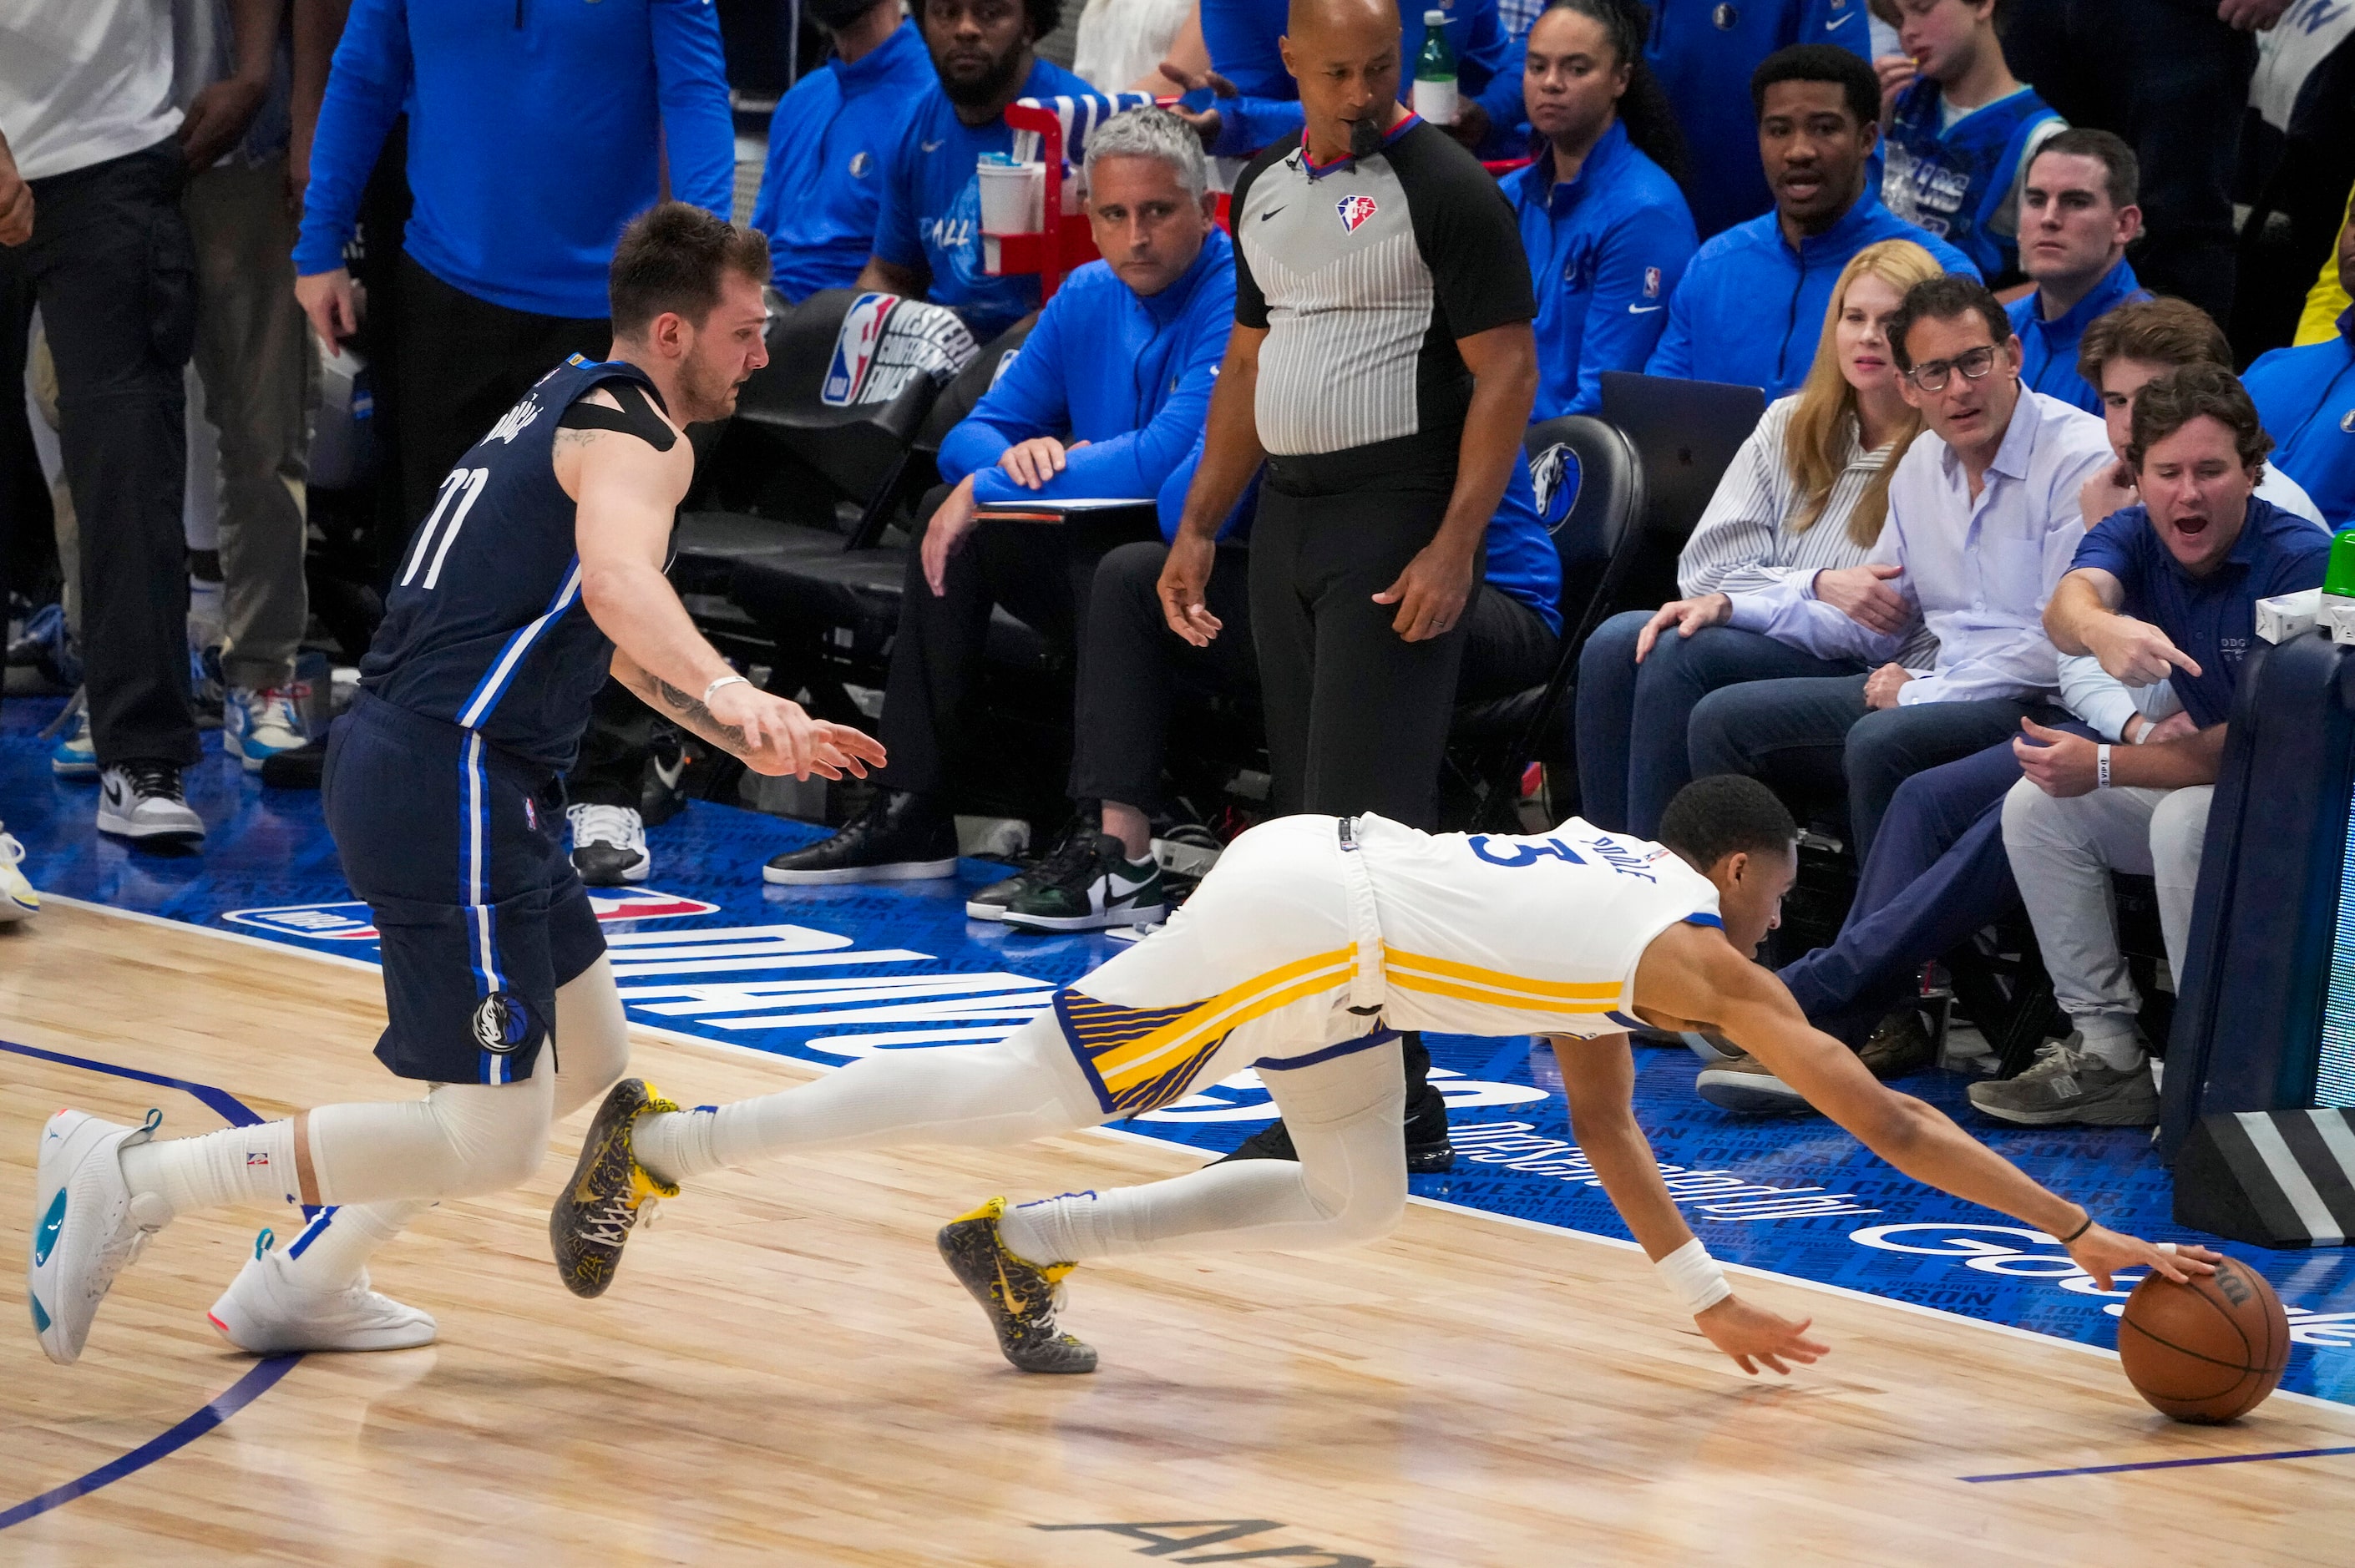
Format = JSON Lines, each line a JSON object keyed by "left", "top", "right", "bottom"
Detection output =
{"left": 3, "top": 902, "right": 2352, "bottom": 1567}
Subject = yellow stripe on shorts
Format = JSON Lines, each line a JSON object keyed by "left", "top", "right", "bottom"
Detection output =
{"left": 1056, "top": 947, "right": 1357, "bottom": 1115}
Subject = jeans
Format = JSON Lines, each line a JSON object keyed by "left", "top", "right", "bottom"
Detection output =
{"left": 1774, "top": 728, "right": 2089, "bottom": 1042}
{"left": 1686, "top": 672, "right": 2051, "bottom": 861}
{"left": 0, "top": 139, "right": 200, "bottom": 767}
{"left": 1574, "top": 610, "right": 1863, "bottom": 837}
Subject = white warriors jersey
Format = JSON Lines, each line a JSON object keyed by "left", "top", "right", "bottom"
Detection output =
{"left": 1046, "top": 813, "right": 1723, "bottom": 1116}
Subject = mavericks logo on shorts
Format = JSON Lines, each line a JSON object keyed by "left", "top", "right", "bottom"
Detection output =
{"left": 472, "top": 992, "right": 536, "bottom": 1055}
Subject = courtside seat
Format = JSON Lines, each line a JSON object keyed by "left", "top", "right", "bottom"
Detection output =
{"left": 1444, "top": 415, "right": 1646, "bottom": 828}
{"left": 668, "top": 509, "right": 843, "bottom": 597}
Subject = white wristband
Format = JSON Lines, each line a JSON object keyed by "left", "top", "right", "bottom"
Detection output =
{"left": 1655, "top": 1237, "right": 1731, "bottom": 1317}
{"left": 702, "top": 673, "right": 750, "bottom": 706}
{"left": 2096, "top": 743, "right": 2112, "bottom": 789}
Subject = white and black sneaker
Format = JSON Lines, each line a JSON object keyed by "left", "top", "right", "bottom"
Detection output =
{"left": 762, "top": 788, "right": 960, "bottom": 885}
{"left": 568, "top": 802, "right": 651, "bottom": 886}
{"left": 1000, "top": 832, "right": 1166, "bottom": 933}
{"left": 95, "top": 762, "right": 205, "bottom": 843}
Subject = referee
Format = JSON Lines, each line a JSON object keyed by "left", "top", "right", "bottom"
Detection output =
{"left": 1157, "top": 0, "right": 1538, "bottom": 1173}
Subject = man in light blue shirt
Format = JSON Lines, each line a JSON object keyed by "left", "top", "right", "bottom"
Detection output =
{"left": 751, "top": 0, "right": 939, "bottom": 303}
{"left": 2008, "top": 129, "right": 2148, "bottom": 417}
{"left": 1645, "top": 45, "right": 1975, "bottom": 399}
{"left": 1687, "top": 276, "right": 2112, "bottom": 860}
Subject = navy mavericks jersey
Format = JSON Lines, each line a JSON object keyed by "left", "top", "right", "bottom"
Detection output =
{"left": 361, "top": 355, "right": 666, "bottom": 770}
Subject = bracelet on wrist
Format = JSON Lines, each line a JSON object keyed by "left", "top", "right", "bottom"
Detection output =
{"left": 702, "top": 673, "right": 751, "bottom": 707}
{"left": 2058, "top": 1209, "right": 2094, "bottom": 1245}
{"left": 2095, "top": 744, "right": 2112, "bottom": 790}
{"left": 1655, "top": 1237, "right": 1732, "bottom": 1317}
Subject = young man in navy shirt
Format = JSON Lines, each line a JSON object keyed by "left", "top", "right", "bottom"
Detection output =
{"left": 752, "top": 0, "right": 940, "bottom": 303}
{"left": 1647, "top": 46, "right": 1974, "bottom": 400}
{"left": 1983, "top": 364, "right": 2333, "bottom": 1127}
{"left": 2006, "top": 129, "right": 2147, "bottom": 417}
{"left": 860, "top": 0, "right": 1093, "bottom": 344}
{"left": 2241, "top": 207, "right": 2355, "bottom": 531}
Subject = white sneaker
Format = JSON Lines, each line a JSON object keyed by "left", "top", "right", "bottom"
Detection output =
{"left": 50, "top": 702, "right": 94, "bottom": 779}
{"left": 207, "top": 1232, "right": 437, "bottom": 1353}
{"left": 224, "top": 685, "right": 308, "bottom": 771}
{"left": 96, "top": 762, "right": 205, "bottom": 843}
{"left": 568, "top": 802, "right": 651, "bottom": 886}
{"left": 0, "top": 826, "right": 35, "bottom": 922}
{"left": 29, "top": 1108, "right": 173, "bottom": 1364}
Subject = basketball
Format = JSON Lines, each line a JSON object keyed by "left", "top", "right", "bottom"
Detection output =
{"left": 2117, "top": 1256, "right": 2291, "bottom": 1424}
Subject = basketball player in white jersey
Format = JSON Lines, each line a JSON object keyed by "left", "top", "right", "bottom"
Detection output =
{"left": 555, "top": 775, "right": 2212, "bottom": 1376}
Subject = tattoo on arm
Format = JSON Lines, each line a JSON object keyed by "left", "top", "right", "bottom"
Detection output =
{"left": 649, "top": 675, "right": 749, "bottom": 749}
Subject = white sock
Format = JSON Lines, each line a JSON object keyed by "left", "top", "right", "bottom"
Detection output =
{"left": 2077, "top": 1029, "right": 2146, "bottom": 1072}
{"left": 120, "top": 1119, "right": 301, "bottom": 1220}
{"left": 275, "top": 1199, "right": 431, "bottom": 1291}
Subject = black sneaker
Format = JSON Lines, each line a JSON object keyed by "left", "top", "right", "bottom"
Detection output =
{"left": 1213, "top": 1080, "right": 1455, "bottom": 1175}
{"left": 568, "top": 802, "right": 651, "bottom": 887}
{"left": 258, "top": 736, "right": 326, "bottom": 789}
{"left": 1000, "top": 832, "right": 1167, "bottom": 933}
{"left": 936, "top": 1196, "right": 1096, "bottom": 1373}
{"left": 965, "top": 821, "right": 1088, "bottom": 921}
{"left": 639, "top": 736, "right": 689, "bottom": 828}
{"left": 762, "top": 788, "right": 959, "bottom": 885}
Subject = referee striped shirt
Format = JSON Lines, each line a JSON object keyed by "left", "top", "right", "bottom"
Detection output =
{"left": 1676, "top": 396, "right": 1940, "bottom": 669}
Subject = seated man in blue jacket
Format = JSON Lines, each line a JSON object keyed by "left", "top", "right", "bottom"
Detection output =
{"left": 2008, "top": 129, "right": 2147, "bottom": 416}
{"left": 1647, "top": 45, "right": 1975, "bottom": 399}
{"left": 1166, "top": 0, "right": 1525, "bottom": 159}
{"left": 769, "top": 109, "right": 1236, "bottom": 885}
{"left": 2242, "top": 205, "right": 2355, "bottom": 530}
{"left": 751, "top": 0, "right": 940, "bottom": 303}
{"left": 858, "top": 0, "right": 1095, "bottom": 343}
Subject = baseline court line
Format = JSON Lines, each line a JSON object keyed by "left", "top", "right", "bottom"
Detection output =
{"left": 1962, "top": 1444, "right": 2355, "bottom": 1483}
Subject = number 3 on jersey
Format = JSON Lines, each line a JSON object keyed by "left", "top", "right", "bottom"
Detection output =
{"left": 1467, "top": 835, "right": 1588, "bottom": 868}
{"left": 401, "top": 468, "right": 492, "bottom": 591}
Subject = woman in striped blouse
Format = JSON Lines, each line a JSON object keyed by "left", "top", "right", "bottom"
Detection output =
{"left": 1574, "top": 239, "right": 1949, "bottom": 838}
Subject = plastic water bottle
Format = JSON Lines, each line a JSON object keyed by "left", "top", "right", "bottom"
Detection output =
{"left": 1413, "top": 10, "right": 1458, "bottom": 125}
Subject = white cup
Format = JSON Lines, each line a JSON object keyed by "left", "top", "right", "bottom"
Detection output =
{"left": 977, "top": 159, "right": 1046, "bottom": 235}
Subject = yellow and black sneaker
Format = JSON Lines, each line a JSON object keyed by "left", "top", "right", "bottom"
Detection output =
{"left": 550, "top": 1078, "right": 681, "bottom": 1299}
{"left": 936, "top": 1196, "right": 1097, "bottom": 1374}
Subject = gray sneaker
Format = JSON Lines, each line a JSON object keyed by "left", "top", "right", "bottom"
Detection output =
{"left": 1967, "top": 1036, "right": 2159, "bottom": 1127}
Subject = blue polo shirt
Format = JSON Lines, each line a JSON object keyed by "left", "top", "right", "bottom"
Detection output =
{"left": 1502, "top": 121, "right": 1698, "bottom": 421}
{"left": 2242, "top": 306, "right": 2355, "bottom": 529}
{"left": 871, "top": 54, "right": 1094, "bottom": 343}
{"left": 1645, "top": 190, "right": 1978, "bottom": 398}
{"left": 751, "top": 22, "right": 936, "bottom": 304}
{"left": 2069, "top": 495, "right": 2332, "bottom": 727}
{"left": 940, "top": 228, "right": 1237, "bottom": 508}
{"left": 2008, "top": 257, "right": 2149, "bottom": 417}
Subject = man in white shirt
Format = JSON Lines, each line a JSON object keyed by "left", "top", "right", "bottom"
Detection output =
{"left": 0, "top": 0, "right": 210, "bottom": 843}
{"left": 1686, "top": 275, "right": 2113, "bottom": 862}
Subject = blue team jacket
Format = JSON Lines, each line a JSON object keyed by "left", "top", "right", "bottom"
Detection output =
{"left": 939, "top": 229, "right": 1238, "bottom": 515}
{"left": 294, "top": 0, "right": 735, "bottom": 319}
{"left": 1200, "top": 0, "right": 1522, "bottom": 159}
{"left": 1644, "top": 0, "right": 1872, "bottom": 240}
{"left": 2243, "top": 306, "right": 2355, "bottom": 529}
{"left": 1646, "top": 190, "right": 1978, "bottom": 398}
{"left": 752, "top": 23, "right": 938, "bottom": 303}
{"left": 1881, "top": 82, "right": 2059, "bottom": 280}
{"left": 2009, "top": 258, "right": 2148, "bottom": 417}
{"left": 1502, "top": 121, "right": 1698, "bottom": 421}
{"left": 872, "top": 55, "right": 1096, "bottom": 343}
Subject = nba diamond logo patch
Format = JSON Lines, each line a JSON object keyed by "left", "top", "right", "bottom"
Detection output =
{"left": 1336, "top": 194, "right": 1379, "bottom": 233}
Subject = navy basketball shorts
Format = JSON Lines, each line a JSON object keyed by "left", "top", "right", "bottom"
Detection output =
{"left": 322, "top": 690, "right": 604, "bottom": 1085}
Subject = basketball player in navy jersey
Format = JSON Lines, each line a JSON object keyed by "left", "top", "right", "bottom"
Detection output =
{"left": 28, "top": 205, "right": 886, "bottom": 1365}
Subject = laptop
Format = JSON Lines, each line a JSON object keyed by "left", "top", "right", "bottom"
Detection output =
{"left": 1598, "top": 371, "right": 1769, "bottom": 547}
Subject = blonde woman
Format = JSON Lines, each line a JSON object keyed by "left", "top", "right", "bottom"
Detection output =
{"left": 1576, "top": 239, "right": 1947, "bottom": 837}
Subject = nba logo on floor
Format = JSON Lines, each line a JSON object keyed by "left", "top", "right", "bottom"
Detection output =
{"left": 1336, "top": 195, "right": 1378, "bottom": 233}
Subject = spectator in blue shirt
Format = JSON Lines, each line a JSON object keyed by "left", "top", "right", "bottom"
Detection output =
{"left": 2006, "top": 129, "right": 2146, "bottom": 417}
{"left": 1164, "top": 0, "right": 1525, "bottom": 158}
{"left": 2242, "top": 210, "right": 2355, "bottom": 529}
{"left": 1871, "top": 0, "right": 2061, "bottom": 282}
{"left": 1983, "top": 364, "right": 2333, "bottom": 1129}
{"left": 769, "top": 109, "right": 1234, "bottom": 889}
{"left": 1502, "top": 0, "right": 1697, "bottom": 420}
{"left": 1646, "top": 45, "right": 1976, "bottom": 399}
{"left": 1645, "top": 0, "right": 1876, "bottom": 240}
{"left": 860, "top": 0, "right": 1095, "bottom": 343}
{"left": 751, "top": 0, "right": 939, "bottom": 303}
{"left": 294, "top": 0, "right": 735, "bottom": 531}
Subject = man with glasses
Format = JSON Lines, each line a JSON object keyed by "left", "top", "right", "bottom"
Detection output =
{"left": 1686, "top": 275, "right": 2111, "bottom": 865}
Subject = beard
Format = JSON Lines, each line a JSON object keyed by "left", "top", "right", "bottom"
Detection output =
{"left": 937, "top": 43, "right": 1026, "bottom": 110}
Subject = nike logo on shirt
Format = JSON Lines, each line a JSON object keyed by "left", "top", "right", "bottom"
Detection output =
{"left": 921, "top": 139, "right": 946, "bottom": 152}
{"left": 1823, "top": 11, "right": 1855, "bottom": 25}
{"left": 1628, "top": 304, "right": 1663, "bottom": 314}
{"left": 1259, "top": 205, "right": 1285, "bottom": 220}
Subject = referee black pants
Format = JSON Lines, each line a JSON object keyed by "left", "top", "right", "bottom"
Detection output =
{"left": 1250, "top": 438, "right": 1484, "bottom": 832}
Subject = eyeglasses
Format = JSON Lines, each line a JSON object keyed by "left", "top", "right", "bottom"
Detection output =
{"left": 1902, "top": 345, "right": 1998, "bottom": 392}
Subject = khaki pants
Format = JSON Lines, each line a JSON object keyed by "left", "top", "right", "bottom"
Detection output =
{"left": 185, "top": 154, "right": 315, "bottom": 691}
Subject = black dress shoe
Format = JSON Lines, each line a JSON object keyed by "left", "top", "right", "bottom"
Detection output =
{"left": 762, "top": 788, "right": 959, "bottom": 885}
